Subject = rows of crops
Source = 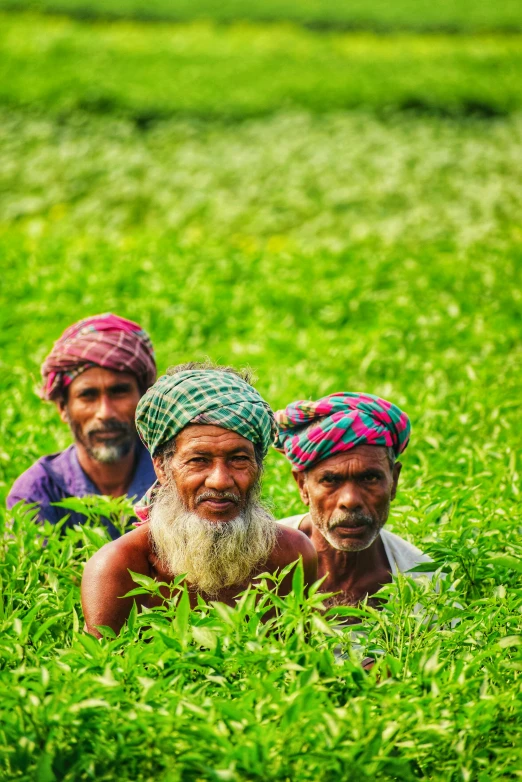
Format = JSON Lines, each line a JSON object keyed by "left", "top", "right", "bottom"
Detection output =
{"left": 1, "top": 15, "right": 521, "bottom": 118}
{"left": 1, "top": 2, "right": 521, "bottom": 780}
{"left": 3, "top": 0, "right": 522, "bottom": 31}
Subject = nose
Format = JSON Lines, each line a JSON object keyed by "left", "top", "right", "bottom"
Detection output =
{"left": 337, "top": 481, "right": 364, "bottom": 513}
{"left": 205, "top": 461, "right": 236, "bottom": 492}
{"left": 95, "top": 393, "right": 117, "bottom": 422}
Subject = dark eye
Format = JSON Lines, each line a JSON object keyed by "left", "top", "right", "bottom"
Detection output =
{"left": 78, "top": 390, "right": 97, "bottom": 400}
{"left": 319, "top": 474, "right": 338, "bottom": 485}
{"left": 231, "top": 455, "right": 250, "bottom": 464}
{"left": 361, "top": 473, "right": 380, "bottom": 483}
{"left": 189, "top": 457, "right": 208, "bottom": 465}
{"left": 111, "top": 385, "right": 132, "bottom": 396}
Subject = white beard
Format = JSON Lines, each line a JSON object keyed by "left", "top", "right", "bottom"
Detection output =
{"left": 87, "top": 440, "right": 133, "bottom": 464}
{"left": 148, "top": 481, "right": 278, "bottom": 597}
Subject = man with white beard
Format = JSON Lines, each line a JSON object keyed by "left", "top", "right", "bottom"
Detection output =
{"left": 82, "top": 363, "right": 317, "bottom": 637}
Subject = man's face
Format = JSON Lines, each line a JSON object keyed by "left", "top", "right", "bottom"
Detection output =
{"left": 153, "top": 424, "right": 260, "bottom": 524}
{"left": 59, "top": 367, "right": 141, "bottom": 463}
{"left": 294, "top": 444, "right": 401, "bottom": 552}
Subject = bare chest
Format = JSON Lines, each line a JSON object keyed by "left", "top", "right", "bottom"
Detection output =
{"left": 144, "top": 555, "right": 265, "bottom": 609}
{"left": 318, "top": 560, "right": 392, "bottom": 606}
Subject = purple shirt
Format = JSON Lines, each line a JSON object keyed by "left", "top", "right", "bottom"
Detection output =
{"left": 6, "top": 441, "right": 156, "bottom": 539}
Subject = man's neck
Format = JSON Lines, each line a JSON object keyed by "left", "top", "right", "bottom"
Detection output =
{"left": 303, "top": 514, "right": 391, "bottom": 602}
{"left": 75, "top": 442, "right": 137, "bottom": 497}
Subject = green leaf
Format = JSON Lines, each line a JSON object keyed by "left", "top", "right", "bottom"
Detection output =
{"left": 69, "top": 699, "right": 110, "bottom": 712}
{"left": 31, "top": 612, "right": 69, "bottom": 644}
{"left": 486, "top": 554, "right": 522, "bottom": 573}
{"left": 176, "top": 586, "right": 190, "bottom": 642}
{"left": 35, "top": 752, "right": 56, "bottom": 782}
{"left": 121, "top": 587, "right": 151, "bottom": 598}
{"left": 128, "top": 570, "right": 159, "bottom": 592}
{"left": 127, "top": 602, "right": 137, "bottom": 635}
{"left": 497, "top": 635, "right": 522, "bottom": 649}
{"left": 72, "top": 606, "right": 79, "bottom": 634}
{"left": 96, "top": 625, "right": 117, "bottom": 640}
{"left": 192, "top": 625, "right": 217, "bottom": 651}
{"left": 291, "top": 559, "right": 304, "bottom": 601}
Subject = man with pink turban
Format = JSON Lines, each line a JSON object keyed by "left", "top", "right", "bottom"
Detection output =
{"left": 7, "top": 314, "right": 157, "bottom": 537}
{"left": 275, "top": 392, "right": 431, "bottom": 609}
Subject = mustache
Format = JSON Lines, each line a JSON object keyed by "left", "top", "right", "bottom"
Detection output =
{"left": 329, "top": 511, "right": 374, "bottom": 529}
{"left": 85, "top": 420, "right": 133, "bottom": 437}
{"left": 196, "top": 489, "right": 241, "bottom": 505}
{"left": 196, "top": 490, "right": 241, "bottom": 505}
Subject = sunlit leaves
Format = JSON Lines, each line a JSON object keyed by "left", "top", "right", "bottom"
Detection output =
{"left": 1, "top": 511, "right": 521, "bottom": 779}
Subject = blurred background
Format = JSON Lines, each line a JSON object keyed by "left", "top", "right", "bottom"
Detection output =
{"left": 1, "top": 0, "right": 521, "bottom": 528}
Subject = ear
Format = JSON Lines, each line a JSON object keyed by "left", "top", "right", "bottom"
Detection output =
{"left": 152, "top": 456, "right": 167, "bottom": 485}
{"left": 57, "top": 400, "right": 69, "bottom": 425}
{"left": 292, "top": 470, "right": 310, "bottom": 506}
{"left": 390, "top": 461, "right": 402, "bottom": 501}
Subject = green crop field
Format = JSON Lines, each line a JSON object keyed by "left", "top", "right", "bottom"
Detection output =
{"left": 2, "top": 15, "right": 522, "bottom": 119}
{"left": 0, "top": 3, "right": 521, "bottom": 780}
{"left": 2, "top": 0, "right": 522, "bottom": 32}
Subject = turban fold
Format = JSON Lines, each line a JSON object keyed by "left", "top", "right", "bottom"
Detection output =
{"left": 136, "top": 370, "right": 276, "bottom": 458}
{"left": 41, "top": 313, "right": 156, "bottom": 401}
{"left": 134, "top": 369, "right": 275, "bottom": 522}
{"left": 274, "top": 392, "right": 410, "bottom": 471}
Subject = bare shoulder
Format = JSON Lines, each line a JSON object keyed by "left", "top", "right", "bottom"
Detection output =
{"left": 270, "top": 525, "right": 318, "bottom": 588}
{"left": 83, "top": 524, "right": 151, "bottom": 580}
{"left": 274, "top": 524, "right": 317, "bottom": 567}
{"left": 82, "top": 524, "right": 153, "bottom": 636}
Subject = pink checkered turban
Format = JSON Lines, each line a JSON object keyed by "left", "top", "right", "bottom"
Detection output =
{"left": 41, "top": 313, "right": 156, "bottom": 401}
{"left": 274, "top": 392, "right": 411, "bottom": 471}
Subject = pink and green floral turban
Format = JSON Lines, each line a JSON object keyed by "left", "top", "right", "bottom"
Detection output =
{"left": 274, "top": 392, "right": 411, "bottom": 471}
{"left": 41, "top": 313, "right": 156, "bottom": 401}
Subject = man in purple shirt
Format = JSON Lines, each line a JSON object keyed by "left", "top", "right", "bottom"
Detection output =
{"left": 7, "top": 313, "right": 157, "bottom": 539}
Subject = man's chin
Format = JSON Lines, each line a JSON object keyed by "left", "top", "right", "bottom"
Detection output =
{"left": 195, "top": 509, "right": 242, "bottom": 525}
{"left": 86, "top": 439, "right": 134, "bottom": 464}
{"left": 324, "top": 528, "right": 379, "bottom": 552}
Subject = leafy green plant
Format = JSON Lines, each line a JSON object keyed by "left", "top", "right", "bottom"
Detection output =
{"left": 0, "top": 15, "right": 521, "bottom": 120}
{"left": 2, "top": 0, "right": 522, "bottom": 33}
{"left": 1, "top": 5, "right": 521, "bottom": 777}
{"left": 2, "top": 111, "right": 521, "bottom": 247}
{"left": 1, "top": 510, "right": 520, "bottom": 780}
{"left": 54, "top": 495, "right": 136, "bottom": 536}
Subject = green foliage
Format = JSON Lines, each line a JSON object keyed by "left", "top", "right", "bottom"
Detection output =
{"left": 54, "top": 495, "right": 136, "bottom": 536}
{"left": 1, "top": 3, "right": 521, "bottom": 778}
{"left": 0, "top": 15, "right": 521, "bottom": 119}
{"left": 2, "top": 111, "right": 521, "bottom": 246}
{"left": 1, "top": 0, "right": 522, "bottom": 33}
{"left": 1, "top": 507, "right": 521, "bottom": 781}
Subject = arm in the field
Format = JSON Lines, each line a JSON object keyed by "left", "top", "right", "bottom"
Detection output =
{"left": 81, "top": 531, "right": 150, "bottom": 638}
{"left": 274, "top": 526, "right": 318, "bottom": 595}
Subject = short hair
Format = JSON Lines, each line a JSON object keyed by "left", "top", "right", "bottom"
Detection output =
{"left": 155, "top": 360, "right": 264, "bottom": 469}
{"left": 166, "top": 360, "right": 254, "bottom": 385}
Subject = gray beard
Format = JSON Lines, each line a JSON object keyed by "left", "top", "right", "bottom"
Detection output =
{"left": 148, "top": 481, "right": 278, "bottom": 597}
{"left": 85, "top": 438, "right": 134, "bottom": 464}
{"left": 66, "top": 413, "right": 136, "bottom": 464}
{"left": 310, "top": 500, "right": 387, "bottom": 552}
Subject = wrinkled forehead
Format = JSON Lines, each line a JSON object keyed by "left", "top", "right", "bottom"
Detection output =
{"left": 68, "top": 367, "right": 140, "bottom": 394}
{"left": 175, "top": 423, "right": 256, "bottom": 456}
{"left": 304, "top": 444, "right": 391, "bottom": 479}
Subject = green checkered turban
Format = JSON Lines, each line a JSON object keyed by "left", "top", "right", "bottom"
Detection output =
{"left": 135, "top": 370, "right": 276, "bottom": 458}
